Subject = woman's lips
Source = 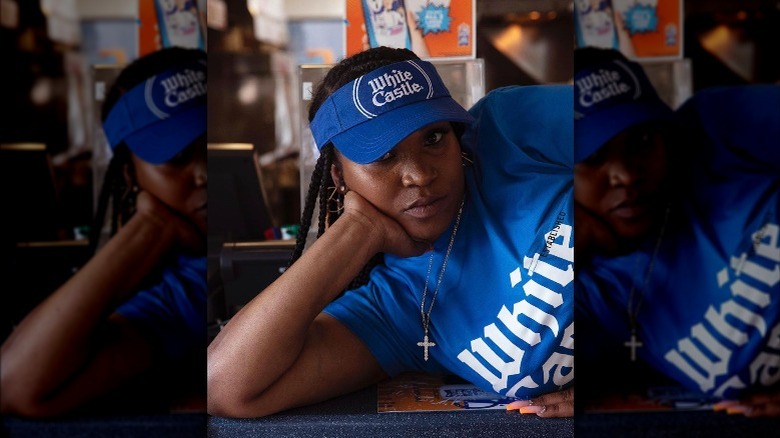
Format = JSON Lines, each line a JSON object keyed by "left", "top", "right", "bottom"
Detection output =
{"left": 611, "top": 200, "right": 651, "bottom": 220}
{"left": 194, "top": 203, "right": 207, "bottom": 217}
{"left": 404, "top": 196, "right": 446, "bottom": 219}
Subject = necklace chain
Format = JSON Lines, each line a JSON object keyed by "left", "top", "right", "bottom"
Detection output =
{"left": 625, "top": 205, "right": 671, "bottom": 361}
{"left": 418, "top": 197, "right": 465, "bottom": 361}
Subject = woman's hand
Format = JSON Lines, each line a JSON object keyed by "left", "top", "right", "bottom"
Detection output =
{"left": 134, "top": 190, "right": 204, "bottom": 255}
{"left": 341, "top": 190, "right": 430, "bottom": 258}
{"left": 506, "top": 387, "right": 574, "bottom": 418}
{"left": 358, "top": 8, "right": 430, "bottom": 57}
{"left": 406, "top": 8, "right": 430, "bottom": 58}
{"left": 713, "top": 388, "right": 780, "bottom": 417}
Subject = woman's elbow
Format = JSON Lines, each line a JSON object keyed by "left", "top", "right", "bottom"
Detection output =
{"left": 0, "top": 384, "right": 54, "bottom": 418}
{"left": 0, "top": 345, "right": 46, "bottom": 416}
{"left": 1, "top": 362, "right": 31, "bottom": 416}
{"left": 207, "top": 340, "right": 287, "bottom": 418}
{"left": 207, "top": 366, "right": 271, "bottom": 418}
{"left": 207, "top": 385, "right": 273, "bottom": 418}
{"left": 206, "top": 381, "right": 242, "bottom": 417}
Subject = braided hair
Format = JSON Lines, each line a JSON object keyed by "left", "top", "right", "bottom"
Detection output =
{"left": 89, "top": 48, "right": 206, "bottom": 255}
{"left": 289, "top": 47, "right": 421, "bottom": 291}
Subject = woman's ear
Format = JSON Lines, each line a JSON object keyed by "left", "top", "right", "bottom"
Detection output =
{"left": 330, "top": 163, "right": 346, "bottom": 192}
{"left": 122, "top": 160, "right": 137, "bottom": 190}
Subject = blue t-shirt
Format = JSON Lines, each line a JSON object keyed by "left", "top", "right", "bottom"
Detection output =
{"left": 115, "top": 254, "right": 207, "bottom": 361}
{"left": 324, "top": 85, "right": 574, "bottom": 399}
{"left": 577, "top": 85, "right": 780, "bottom": 399}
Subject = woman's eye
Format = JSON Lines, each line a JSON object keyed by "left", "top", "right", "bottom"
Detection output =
{"left": 425, "top": 131, "right": 444, "bottom": 146}
{"left": 166, "top": 147, "right": 193, "bottom": 167}
{"left": 582, "top": 148, "right": 606, "bottom": 166}
{"left": 640, "top": 133, "right": 655, "bottom": 148}
{"left": 630, "top": 131, "right": 656, "bottom": 153}
{"left": 376, "top": 151, "right": 393, "bottom": 162}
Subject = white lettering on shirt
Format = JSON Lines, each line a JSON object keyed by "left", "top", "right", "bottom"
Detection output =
{"left": 664, "top": 223, "right": 779, "bottom": 396}
{"left": 457, "top": 224, "right": 574, "bottom": 396}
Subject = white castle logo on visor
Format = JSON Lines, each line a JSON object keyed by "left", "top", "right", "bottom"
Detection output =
{"left": 144, "top": 68, "right": 207, "bottom": 119}
{"left": 353, "top": 61, "right": 434, "bottom": 119}
{"left": 575, "top": 60, "right": 641, "bottom": 108}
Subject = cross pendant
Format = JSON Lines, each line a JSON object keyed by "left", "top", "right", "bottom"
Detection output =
{"left": 624, "top": 332, "right": 643, "bottom": 362}
{"left": 417, "top": 334, "right": 436, "bottom": 361}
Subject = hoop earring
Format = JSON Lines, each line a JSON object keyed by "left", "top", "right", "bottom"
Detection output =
{"left": 120, "top": 184, "right": 139, "bottom": 224}
{"left": 326, "top": 186, "right": 344, "bottom": 213}
{"left": 461, "top": 151, "right": 473, "bottom": 167}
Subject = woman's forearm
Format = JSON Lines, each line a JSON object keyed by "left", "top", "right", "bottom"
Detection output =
{"left": 207, "top": 212, "right": 383, "bottom": 407}
{"left": 0, "top": 211, "right": 179, "bottom": 412}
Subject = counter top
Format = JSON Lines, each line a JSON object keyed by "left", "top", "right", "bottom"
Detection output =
{"left": 208, "top": 385, "right": 572, "bottom": 438}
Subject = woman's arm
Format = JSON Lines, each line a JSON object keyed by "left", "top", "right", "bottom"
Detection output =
{"left": 0, "top": 192, "right": 201, "bottom": 417}
{"left": 207, "top": 191, "right": 429, "bottom": 418}
{"left": 406, "top": 8, "right": 430, "bottom": 58}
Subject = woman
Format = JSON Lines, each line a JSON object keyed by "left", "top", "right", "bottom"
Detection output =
{"left": 0, "top": 47, "right": 207, "bottom": 417}
{"left": 574, "top": 47, "right": 780, "bottom": 416}
{"left": 208, "top": 47, "right": 574, "bottom": 418}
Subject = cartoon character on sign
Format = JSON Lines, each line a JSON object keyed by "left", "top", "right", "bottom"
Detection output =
{"left": 575, "top": 0, "right": 619, "bottom": 49}
{"left": 362, "top": 0, "right": 412, "bottom": 49}
{"left": 156, "top": 0, "right": 202, "bottom": 49}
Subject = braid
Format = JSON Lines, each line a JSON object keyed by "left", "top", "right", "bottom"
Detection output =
{"left": 347, "top": 253, "right": 384, "bottom": 291}
{"left": 88, "top": 146, "right": 132, "bottom": 255}
{"left": 109, "top": 166, "right": 123, "bottom": 237}
{"left": 89, "top": 157, "right": 117, "bottom": 254}
{"left": 315, "top": 151, "right": 330, "bottom": 238}
{"left": 289, "top": 146, "right": 328, "bottom": 265}
{"left": 288, "top": 144, "right": 383, "bottom": 290}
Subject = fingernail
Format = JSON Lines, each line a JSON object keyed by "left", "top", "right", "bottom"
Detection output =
{"left": 712, "top": 400, "right": 739, "bottom": 411}
{"left": 506, "top": 400, "right": 532, "bottom": 411}
{"left": 726, "top": 405, "right": 751, "bottom": 415}
{"left": 518, "top": 406, "right": 546, "bottom": 415}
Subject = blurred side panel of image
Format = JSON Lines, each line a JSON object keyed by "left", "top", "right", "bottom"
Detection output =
{"left": 2, "top": 1, "right": 208, "bottom": 436}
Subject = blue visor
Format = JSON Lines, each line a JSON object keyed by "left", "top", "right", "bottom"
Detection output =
{"left": 103, "top": 61, "right": 207, "bottom": 164}
{"left": 574, "top": 58, "right": 673, "bottom": 162}
{"left": 310, "top": 60, "right": 474, "bottom": 164}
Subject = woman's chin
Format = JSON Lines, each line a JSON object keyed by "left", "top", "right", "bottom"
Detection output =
{"left": 405, "top": 224, "right": 448, "bottom": 248}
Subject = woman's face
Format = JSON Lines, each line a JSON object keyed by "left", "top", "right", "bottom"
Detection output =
{"left": 131, "top": 136, "right": 207, "bottom": 235}
{"left": 335, "top": 122, "right": 465, "bottom": 245}
{"left": 574, "top": 125, "right": 670, "bottom": 248}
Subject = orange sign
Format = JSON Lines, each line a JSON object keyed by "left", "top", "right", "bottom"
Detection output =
{"left": 346, "top": 0, "right": 475, "bottom": 60}
{"left": 138, "top": 0, "right": 161, "bottom": 56}
{"left": 614, "top": 0, "right": 682, "bottom": 59}
{"left": 575, "top": 0, "right": 682, "bottom": 60}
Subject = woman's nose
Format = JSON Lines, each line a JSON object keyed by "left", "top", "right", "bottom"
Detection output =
{"left": 193, "top": 152, "right": 207, "bottom": 186}
{"left": 607, "top": 158, "right": 641, "bottom": 187}
{"left": 400, "top": 157, "right": 437, "bottom": 187}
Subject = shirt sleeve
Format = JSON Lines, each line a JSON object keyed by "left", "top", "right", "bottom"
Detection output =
{"left": 462, "top": 85, "right": 574, "bottom": 174}
{"left": 323, "top": 267, "right": 446, "bottom": 377}
{"left": 114, "top": 255, "right": 207, "bottom": 362}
